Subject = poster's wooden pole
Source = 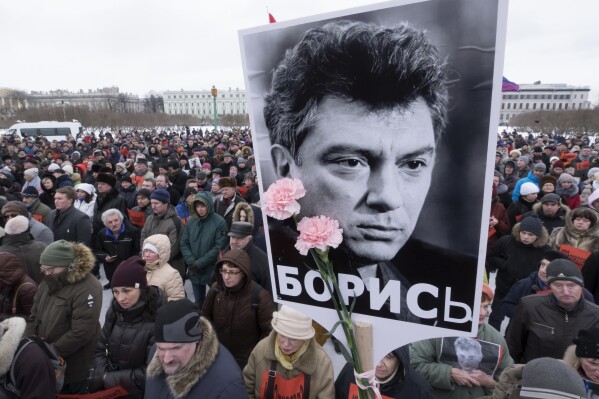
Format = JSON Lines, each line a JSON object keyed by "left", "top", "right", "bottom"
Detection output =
{"left": 354, "top": 320, "right": 373, "bottom": 371}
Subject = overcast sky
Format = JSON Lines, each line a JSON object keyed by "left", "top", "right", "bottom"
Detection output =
{"left": 2, "top": 0, "right": 597, "bottom": 103}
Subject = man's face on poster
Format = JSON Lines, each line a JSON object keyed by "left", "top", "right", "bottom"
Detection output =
{"left": 274, "top": 96, "right": 436, "bottom": 265}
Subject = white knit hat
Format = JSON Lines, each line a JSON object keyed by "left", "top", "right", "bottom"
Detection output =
{"left": 271, "top": 305, "right": 314, "bottom": 340}
{"left": 4, "top": 215, "right": 29, "bottom": 235}
{"left": 24, "top": 168, "right": 39, "bottom": 178}
{"left": 75, "top": 183, "right": 95, "bottom": 195}
{"left": 520, "top": 182, "right": 539, "bottom": 196}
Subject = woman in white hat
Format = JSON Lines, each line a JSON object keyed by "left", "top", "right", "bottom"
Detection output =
{"left": 243, "top": 305, "right": 334, "bottom": 399}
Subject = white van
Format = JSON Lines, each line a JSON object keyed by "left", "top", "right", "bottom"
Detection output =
{"left": 6, "top": 121, "right": 82, "bottom": 142}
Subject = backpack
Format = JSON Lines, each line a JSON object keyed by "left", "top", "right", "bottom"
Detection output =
{"left": 0, "top": 336, "right": 66, "bottom": 396}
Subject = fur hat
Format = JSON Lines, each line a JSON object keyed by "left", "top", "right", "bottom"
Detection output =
{"left": 520, "top": 357, "right": 586, "bottom": 398}
{"left": 21, "top": 186, "right": 39, "bottom": 198}
{"left": 150, "top": 189, "right": 170, "bottom": 204}
{"left": 218, "top": 177, "right": 235, "bottom": 189}
{"left": 520, "top": 182, "right": 540, "bottom": 196}
{"left": 40, "top": 240, "right": 76, "bottom": 267}
{"left": 155, "top": 299, "right": 202, "bottom": 343}
{"left": 90, "top": 163, "right": 102, "bottom": 173}
{"left": 271, "top": 305, "right": 314, "bottom": 340}
{"left": 4, "top": 215, "right": 29, "bottom": 235}
{"left": 540, "top": 175, "right": 557, "bottom": 189}
{"left": 136, "top": 188, "right": 152, "bottom": 199}
{"left": 111, "top": 256, "right": 147, "bottom": 289}
{"left": 1, "top": 201, "right": 28, "bottom": 218}
{"left": 97, "top": 173, "right": 117, "bottom": 187}
{"left": 546, "top": 259, "right": 584, "bottom": 286}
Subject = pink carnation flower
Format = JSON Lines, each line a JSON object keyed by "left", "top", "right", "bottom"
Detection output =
{"left": 295, "top": 216, "right": 343, "bottom": 256}
{"left": 263, "top": 178, "right": 306, "bottom": 220}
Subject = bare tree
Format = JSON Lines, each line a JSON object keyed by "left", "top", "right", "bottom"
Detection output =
{"left": 510, "top": 109, "right": 599, "bottom": 135}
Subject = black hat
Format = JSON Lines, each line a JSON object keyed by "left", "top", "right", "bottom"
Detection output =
{"left": 574, "top": 327, "right": 599, "bottom": 358}
{"left": 155, "top": 299, "right": 202, "bottom": 343}
{"left": 111, "top": 256, "right": 148, "bottom": 289}
{"left": 97, "top": 173, "right": 117, "bottom": 187}
{"left": 91, "top": 163, "right": 102, "bottom": 173}
{"left": 136, "top": 188, "right": 152, "bottom": 199}
{"left": 136, "top": 158, "right": 148, "bottom": 165}
{"left": 150, "top": 189, "right": 170, "bottom": 204}
{"left": 167, "top": 160, "right": 179, "bottom": 169}
{"left": 519, "top": 215, "right": 543, "bottom": 237}
{"left": 182, "top": 187, "right": 197, "bottom": 199}
{"left": 21, "top": 186, "right": 39, "bottom": 198}
{"left": 121, "top": 175, "right": 132, "bottom": 183}
{"left": 546, "top": 259, "right": 584, "bottom": 286}
{"left": 228, "top": 221, "right": 253, "bottom": 238}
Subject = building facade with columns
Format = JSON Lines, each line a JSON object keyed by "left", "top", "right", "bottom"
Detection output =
{"left": 163, "top": 87, "right": 246, "bottom": 116}
{"left": 500, "top": 82, "right": 591, "bottom": 124}
{"left": 27, "top": 87, "right": 142, "bottom": 112}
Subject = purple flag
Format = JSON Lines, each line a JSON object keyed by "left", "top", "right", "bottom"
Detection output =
{"left": 502, "top": 76, "right": 520, "bottom": 92}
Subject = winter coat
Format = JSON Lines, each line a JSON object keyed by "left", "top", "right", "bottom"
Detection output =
{"left": 93, "top": 189, "right": 128, "bottom": 235}
{"left": 223, "top": 241, "right": 272, "bottom": 294}
{"left": 180, "top": 192, "right": 228, "bottom": 285}
{"left": 506, "top": 197, "right": 538, "bottom": 228}
{"left": 0, "top": 231, "right": 46, "bottom": 284}
{"left": 214, "top": 194, "right": 247, "bottom": 230}
{"left": 28, "top": 216, "right": 54, "bottom": 245}
{"left": 27, "top": 198, "right": 51, "bottom": 224}
{"left": 243, "top": 330, "right": 335, "bottom": 399}
{"left": 26, "top": 242, "right": 103, "bottom": 385}
{"left": 202, "top": 249, "right": 275, "bottom": 369}
{"left": 118, "top": 184, "right": 137, "bottom": 209}
{"left": 0, "top": 317, "right": 56, "bottom": 399}
{"left": 506, "top": 293, "right": 599, "bottom": 364}
{"left": 502, "top": 271, "right": 595, "bottom": 319}
{"left": 45, "top": 205, "right": 93, "bottom": 247}
{"left": 93, "top": 222, "right": 140, "bottom": 271}
{"left": 488, "top": 200, "right": 510, "bottom": 249}
{"left": 0, "top": 253, "right": 37, "bottom": 321}
{"left": 39, "top": 174, "right": 56, "bottom": 209}
{"left": 140, "top": 204, "right": 185, "bottom": 278}
{"left": 487, "top": 223, "right": 550, "bottom": 297}
{"left": 175, "top": 201, "right": 192, "bottom": 225}
{"left": 145, "top": 317, "right": 248, "bottom": 399}
{"left": 583, "top": 251, "right": 599, "bottom": 303}
{"left": 336, "top": 346, "right": 433, "bottom": 399}
{"left": 550, "top": 209, "right": 599, "bottom": 252}
{"left": 73, "top": 194, "right": 96, "bottom": 220}
{"left": 530, "top": 201, "right": 570, "bottom": 234}
{"left": 143, "top": 234, "right": 185, "bottom": 301}
{"left": 511, "top": 171, "right": 540, "bottom": 202}
{"left": 90, "top": 286, "right": 164, "bottom": 399}
{"left": 563, "top": 345, "right": 599, "bottom": 399}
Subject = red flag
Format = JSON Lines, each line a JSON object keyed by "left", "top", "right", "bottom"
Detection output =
{"left": 269, "top": 12, "right": 276, "bottom": 23}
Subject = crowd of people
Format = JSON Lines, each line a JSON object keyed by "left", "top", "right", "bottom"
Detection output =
{"left": 0, "top": 127, "right": 599, "bottom": 398}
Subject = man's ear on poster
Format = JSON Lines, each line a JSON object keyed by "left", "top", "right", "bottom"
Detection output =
{"left": 271, "top": 144, "right": 295, "bottom": 179}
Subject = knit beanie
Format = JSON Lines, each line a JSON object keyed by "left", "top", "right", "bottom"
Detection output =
{"left": 21, "top": 186, "right": 39, "bottom": 198}
{"left": 150, "top": 189, "right": 170, "bottom": 204}
{"left": 520, "top": 357, "right": 586, "bottom": 398}
{"left": 237, "top": 157, "right": 246, "bottom": 165}
{"left": 24, "top": 168, "right": 39, "bottom": 178}
{"left": 48, "top": 163, "right": 61, "bottom": 172}
{"left": 136, "top": 188, "right": 152, "bottom": 199}
{"left": 111, "top": 256, "right": 148, "bottom": 289}
{"left": 182, "top": 187, "right": 197, "bottom": 199}
{"left": 574, "top": 326, "right": 599, "bottom": 358}
{"left": 532, "top": 162, "right": 546, "bottom": 172}
{"left": 115, "top": 162, "right": 127, "bottom": 171}
{"left": 541, "top": 249, "right": 568, "bottom": 263}
{"left": 517, "top": 156, "right": 530, "bottom": 165}
{"left": 540, "top": 193, "right": 560, "bottom": 204}
{"left": 155, "top": 299, "right": 202, "bottom": 343}
{"left": 40, "top": 240, "right": 76, "bottom": 267}
{"left": 75, "top": 183, "right": 95, "bottom": 195}
{"left": 519, "top": 215, "right": 543, "bottom": 237}
{"left": 520, "top": 182, "right": 540, "bottom": 196}
{"left": 97, "top": 173, "right": 117, "bottom": 187}
{"left": 553, "top": 160, "right": 565, "bottom": 169}
{"left": 4, "top": 215, "right": 29, "bottom": 235}
{"left": 271, "top": 305, "right": 315, "bottom": 340}
{"left": 546, "top": 259, "right": 584, "bottom": 286}
{"left": 557, "top": 173, "right": 575, "bottom": 184}
{"left": 62, "top": 165, "right": 73, "bottom": 175}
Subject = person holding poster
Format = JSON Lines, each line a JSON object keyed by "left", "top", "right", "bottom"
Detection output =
{"left": 411, "top": 284, "right": 513, "bottom": 398}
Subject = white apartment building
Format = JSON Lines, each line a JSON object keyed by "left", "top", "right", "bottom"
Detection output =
{"left": 163, "top": 87, "right": 246, "bottom": 116}
{"left": 500, "top": 82, "right": 591, "bottom": 124}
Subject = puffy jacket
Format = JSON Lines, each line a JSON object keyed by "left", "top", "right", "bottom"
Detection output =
{"left": 0, "top": 231, "right": 47, "bottom": 283}
{"left": 140, "top": 204, "right": 184, "bottom": 278}
{"left": 143, "top": 235, "right": 185, "bottom": 301}
{"left": 180, "top": 192, "right": 228, "bottom": 285}
{"left": 202, "top": 249, "right": 275, "bottom": 369}
{"left": 0, "top": 252, "right": 37, "bottom": 321}
{"left": 506, "top": 293, "right": 599, "bottom": 363}
{"left": 91, "top": 286, "right": 164, "bottom": 398}
{"left": 26, "top": 242, "right": 102, "bottom": 385}
{"left": 243, "top": 330, "right": 335, "bottom": 399}
{"left": 336, "top": 346, "right": 433, "bottom": 399}
{"left": 411, "top": 323, "right": 514, "bottom": 399}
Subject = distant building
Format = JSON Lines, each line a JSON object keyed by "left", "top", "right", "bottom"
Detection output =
{"left": 163, "top": 87, "right": 246, "bottom": 116}
{"left": 28, "top": 87, "right": 142, "bottom": 112}
{"left": 500, "top": 82, "right": 591, "bottom": 124}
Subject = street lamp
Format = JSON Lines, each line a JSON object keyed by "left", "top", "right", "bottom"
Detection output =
{"left": 211, "top": 86, "right": 218, "bottom": 132}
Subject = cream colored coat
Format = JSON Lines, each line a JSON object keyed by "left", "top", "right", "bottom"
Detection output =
{"left": 143, "top": 234, "right": 185, "bottom": 301}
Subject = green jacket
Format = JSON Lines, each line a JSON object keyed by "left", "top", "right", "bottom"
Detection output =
{"left": 411, "top": 323, "right": 514, "bottom": 399}
{"left": 180, "top": 191, "right": 228, "bottom": 285}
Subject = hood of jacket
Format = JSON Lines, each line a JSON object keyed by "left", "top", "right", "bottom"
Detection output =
{"left": 64, "top": 242, "right": 96, "bottom": 284}
{"left": 40, "top": 173, "right": 56, "bottom": 194}
{"left": 0, "top": 317, "right": 26, "bottom": 375}
{"left": 214, "top": 248, "right": 252, "bottom": 287}
{"left": 0, "top": 251, "right": 26, "bottom": 286}
{"left": 143, "top": 234, "right": 170, "bottom": 270}
{"left": 512, "top": 220, "right": 550, "bottom": 248}
{"left": 378, "top": 346, "right": 411, "bottom": 394}
{"left": 232, "top": 202, "right": 254, "bottom": 225}
{"left": 565, "top": 208, "right": 599, "bottom": 237}
{"left": 190, "top": 191, "right": 214, "bottom": 219}
{"left": 147, "top": 317, "right": 219, "bottom": 398}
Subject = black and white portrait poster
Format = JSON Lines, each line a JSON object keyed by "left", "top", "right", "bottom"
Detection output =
{"left": 439, "top": 337, "right": 504, "bottom": 378}
{"left": 239, "top": 0, "right": 507, "bottom": 362}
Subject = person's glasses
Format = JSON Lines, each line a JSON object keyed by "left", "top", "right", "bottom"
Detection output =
{"left": 3, "top": 213, "right": 19, "bottom": 219}
{"left": 220, "top": 269, "right": 241, "bottom": 276}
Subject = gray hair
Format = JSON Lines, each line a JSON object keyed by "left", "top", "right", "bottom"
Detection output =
{"left": 101, "top": 208, "right": 124, "bottom": 226}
